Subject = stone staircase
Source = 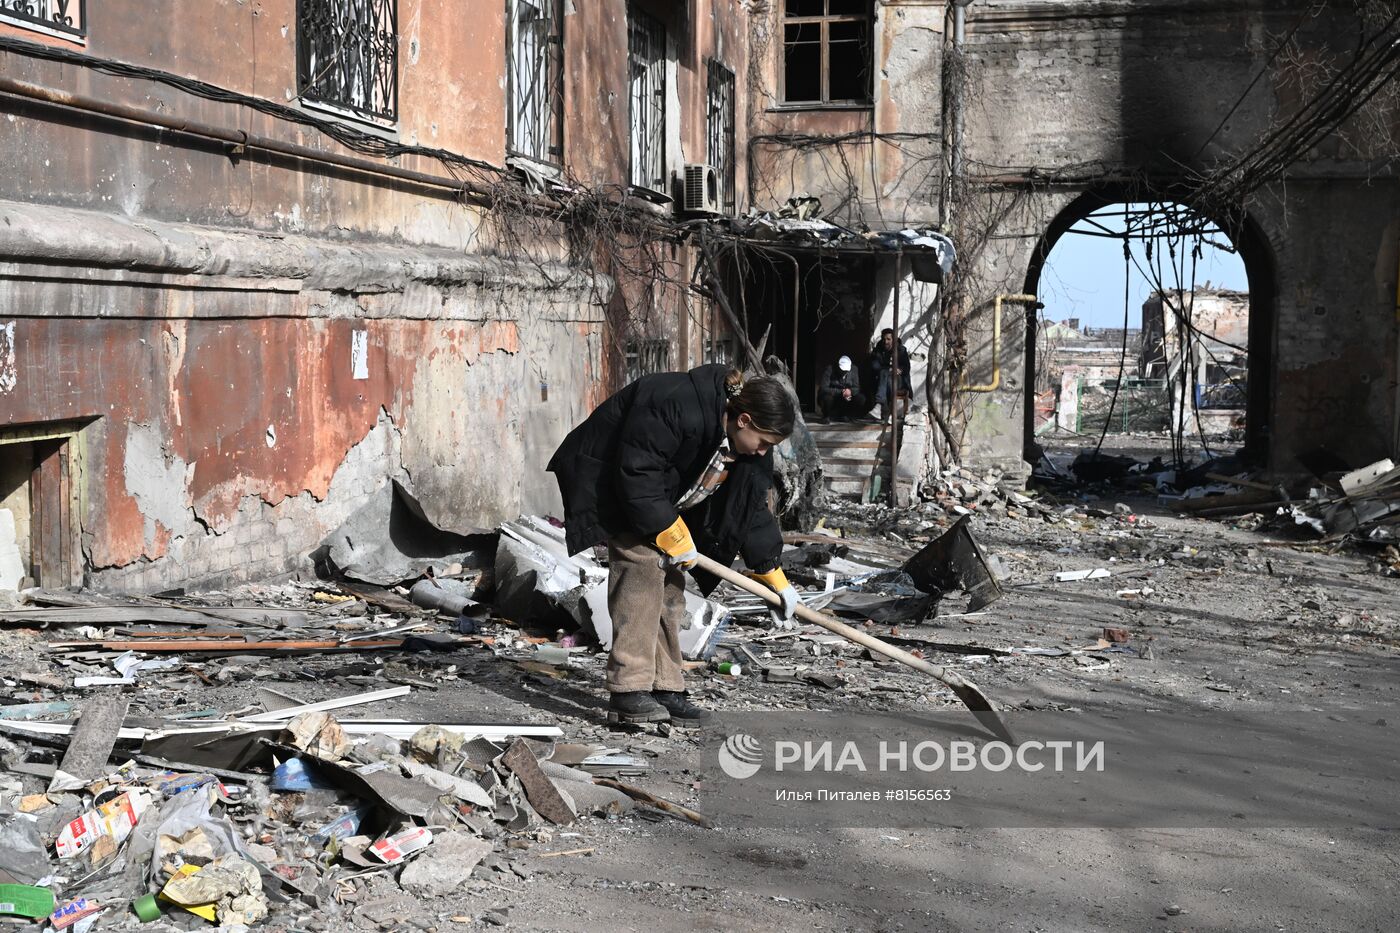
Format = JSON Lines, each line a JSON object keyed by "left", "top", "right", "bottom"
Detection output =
{"left": 806, "top": 418, "right": 895, "bottom": 500}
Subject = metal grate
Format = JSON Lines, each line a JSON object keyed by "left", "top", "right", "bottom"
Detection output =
{"left": 627, "top": 6, "right": 667, "bottom": 192}
{"left": 625, "top": 338, "right": 672, "bottom": 384}
{"left": 297, "top": 0, "right": 399, "bottom": 123}
{"left": 706, "top": 59, "right": 736, "bottom": 213}
{"left": 507, "top": 0, "right": 564, "bottom": 163}
{"left": 0, "top": 0, "right": 85, "bottom": 37}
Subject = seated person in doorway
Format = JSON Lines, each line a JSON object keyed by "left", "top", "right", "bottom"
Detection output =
{"left": 871, "top": 328, "right": 912, "bottom": 422}
{"left": 816, "top": 355, "right": 866, "bottom": 422}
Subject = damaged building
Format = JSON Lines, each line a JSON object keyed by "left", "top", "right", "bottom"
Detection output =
{"left": 3, "top": 0, "right": 1400, "bottom": 592}
{"left": 0, "top": 1, "right": 759, "bottom": 592}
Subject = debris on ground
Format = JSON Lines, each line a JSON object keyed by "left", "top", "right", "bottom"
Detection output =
{"left": 1, "top": 433, "right": 1395, "bottom": 927}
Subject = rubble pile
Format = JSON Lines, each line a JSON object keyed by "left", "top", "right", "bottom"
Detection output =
{"left": 0, "top": 580, "right": 720, "bottom": 931}
{"left": 1, "top": 440, "right": 1395, "bottom": 928}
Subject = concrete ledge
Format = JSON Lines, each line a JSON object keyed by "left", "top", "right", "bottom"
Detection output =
{"left": 0, "top": 198, "right": 607, "bottom": 303}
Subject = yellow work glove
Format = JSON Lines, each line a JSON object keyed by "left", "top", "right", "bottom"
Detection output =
{"left": 655, "top": 517, "right": 700, "bottom": 569}
{"left": 750, "top": 567, "right": 800, "bottom": 630}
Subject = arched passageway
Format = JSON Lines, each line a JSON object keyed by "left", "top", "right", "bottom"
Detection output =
{"left": 1021, "top": 191, "right": 1278, "bottom": 470}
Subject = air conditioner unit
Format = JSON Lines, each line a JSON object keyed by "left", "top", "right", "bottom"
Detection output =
{"left": 682, "top": 163, "right": 722, "bottom": 215}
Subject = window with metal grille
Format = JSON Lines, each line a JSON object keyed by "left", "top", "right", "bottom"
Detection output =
{"left": 706, "top": 60, "right": 737, "bottom": 213}
{"left": 507, "top": 0, "right": 563, "bottom": 164}
{"left": 782, "top": 0, "right": 873, "bottom": 105}
{"left": 0, "top": 0, "right": 85, "bottom": 38}
{"left": 297, "top": 0, "right": 399, "bottom": 124}
{"left": 627, "top": 7, "right": 667, "bottom": 192}
{"left": 625, "top": 338, "right": 672, "bottom": 384}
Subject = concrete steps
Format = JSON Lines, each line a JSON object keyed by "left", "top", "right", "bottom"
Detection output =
{"left": 806, "top": 418, "right": 895, "bottom": 501}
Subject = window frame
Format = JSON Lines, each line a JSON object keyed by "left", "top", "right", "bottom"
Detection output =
{"left": 705, "top": 59, "right": 737, "bottom": 214}
{"left": 779, "top": 0, "right": 874, "bottom": 108}
{"left": 296, "top": 0, "right": 400, "bottom": 127}
{"left": 506, "top": 0, "right": 565, "bottom": 167}
{"left": 627, "top": 5, "right": 668, "bottom": 194}
{"left": 0, "top": 0, "right": 87, "bottom": 42}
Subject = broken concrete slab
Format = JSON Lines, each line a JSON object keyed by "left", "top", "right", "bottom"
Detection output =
{"left": 49, "top": 695, "right": 130, "bottom": 793}
{"left": 398, "top": 831, "right": 493, "bottom": 897}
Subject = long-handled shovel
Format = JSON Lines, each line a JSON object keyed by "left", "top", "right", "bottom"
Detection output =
{"left": 694, "top": 554, "right": 1017, "bottom": 745}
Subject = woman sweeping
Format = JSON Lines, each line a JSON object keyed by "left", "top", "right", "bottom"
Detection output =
{"left": 548, "top": 364, "right": 800, "bottom": 725}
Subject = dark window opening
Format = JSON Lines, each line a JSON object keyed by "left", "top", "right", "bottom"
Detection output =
{"left": 628, "top": 6, "right": 667, "bottom": 192}
{"left": 706, "top": 60, "right": 737, "bottom": 213}
{"left": 782, "top": 0, "right": 872, "bottom": 105}
{"left": 297, "top": 0, "right": 399, "bottom": 124}
{"left": 507, "top": 0, "right": 564, "bottom": 164}
{"left": 0, "top": 0, "right": 85, "bottom": 38}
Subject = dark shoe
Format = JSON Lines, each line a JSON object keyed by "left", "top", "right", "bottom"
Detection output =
{"left": 651, "top": 690, "right": 710, "bottom": 725}
{"left": 607, "top": 691, "right": 670, "bottom": 724}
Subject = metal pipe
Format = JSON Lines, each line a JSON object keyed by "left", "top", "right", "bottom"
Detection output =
{"left": 1393, "top": 238, "right": 1400, "bottom": 458}
{"left": 949, "top": 1, "right": 969, "bottom": 188}
{"left": 889, "top": 253, "right": 903, "bottom": 507}
{"left": 0, "top": 74, "right": 495, "bottom": 205}
{"left": 959, "top": 293, "right": 1037, "bottom": 393}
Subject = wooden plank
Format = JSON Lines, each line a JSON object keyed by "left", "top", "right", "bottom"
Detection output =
{"left": 0, "top": 607, "right": 213, "bottom": 627}
{"left": 1170, "top": 489, "right": 1274, "bottom": 514}
{"left": 336, "top": 581, "right": 422, "bottom": 614}
{"left": 50, "top": 696, "right": 130, "bottom": 791}
{"left": 238, "top": 686, "right": 412, "bottom": 723}
{"left": 48, "top": 638, "right": 408, "bottom": 653}
{"left": 1204, "top": 471, "right": 1276, "bottom": 492}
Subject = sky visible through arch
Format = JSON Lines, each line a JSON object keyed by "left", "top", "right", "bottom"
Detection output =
{"left": 1037, "top": 202, "right": 1249, "bottom": 330}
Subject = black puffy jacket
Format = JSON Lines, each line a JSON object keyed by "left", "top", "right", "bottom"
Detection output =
{"left": 547, "top": 364, "right": 783, "bottom": 584}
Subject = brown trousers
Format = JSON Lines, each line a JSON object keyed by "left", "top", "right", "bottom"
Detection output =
{"left": 605, "top": 532, "right": 687, "bottom": 693}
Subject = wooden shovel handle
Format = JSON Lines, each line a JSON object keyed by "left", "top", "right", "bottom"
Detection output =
{"left": 692, "top": 554, "right": 969, "bottom": 691}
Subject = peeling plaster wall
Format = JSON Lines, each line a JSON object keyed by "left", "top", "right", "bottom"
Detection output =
{"left": 2, "top": 257, "right": 603, "bottom": 590}
{"left": 0, "top": 1, "right": 758, "bottom": 590}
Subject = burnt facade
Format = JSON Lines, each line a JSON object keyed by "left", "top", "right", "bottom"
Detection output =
{"left": 744, "top": 0, "right": 1400, "bottom": 484}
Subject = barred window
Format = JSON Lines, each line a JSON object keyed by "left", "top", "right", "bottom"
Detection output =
{"left": 507, "top": 0, "right": 564, "bottom": 164}
{"left": 782, "top": 0, "right": 872, "bottom": 105}
{"left": 706, "top": 60, "right": 737, "bottom": 214}
{"left": 0, "top": 0, "right": 86, "bottom": 38}
{"left": 626, "top": 338, "right": 672, "bottom": 383}
{"left": 627, "top": 6, "right": 667, "bottom": 192}
{"left": 297, "top": 0, "right": 399, "bottom": 124}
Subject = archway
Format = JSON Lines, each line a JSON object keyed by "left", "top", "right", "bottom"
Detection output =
{"left": 1021, "top": 191, "right": 1278, "bottom": 471}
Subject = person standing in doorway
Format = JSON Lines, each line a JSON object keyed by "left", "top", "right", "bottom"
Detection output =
{"left": 871, "top": 328, "right": 912, "bottom": 422}
{"left": 548, "top": 365, "right": 800, "bottom": 726}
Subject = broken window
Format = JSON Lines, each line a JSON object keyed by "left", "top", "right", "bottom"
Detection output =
{"left": 0, "top": 0, "right": 85, "bottom": 38}
{"left": 625, "top": 338, "right": 672, "bottom": 383}
{"left": 782, "top": 0, "right": 873, "bottom": 105}
{"left": 507, "top": 0, "right": 564, "bottom": 164}
{"left": 297, "top": 0, "right": 399, "bottom": 124}
{"left": 706, "top": 59, "right": 737, "bottom": 213}
{"left": 628, "top": 6, "right": 668, "bottom": 192}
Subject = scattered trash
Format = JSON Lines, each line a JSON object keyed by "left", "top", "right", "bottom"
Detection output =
{"left": 0, "top": 883, "right": 56, "bottom": 919}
